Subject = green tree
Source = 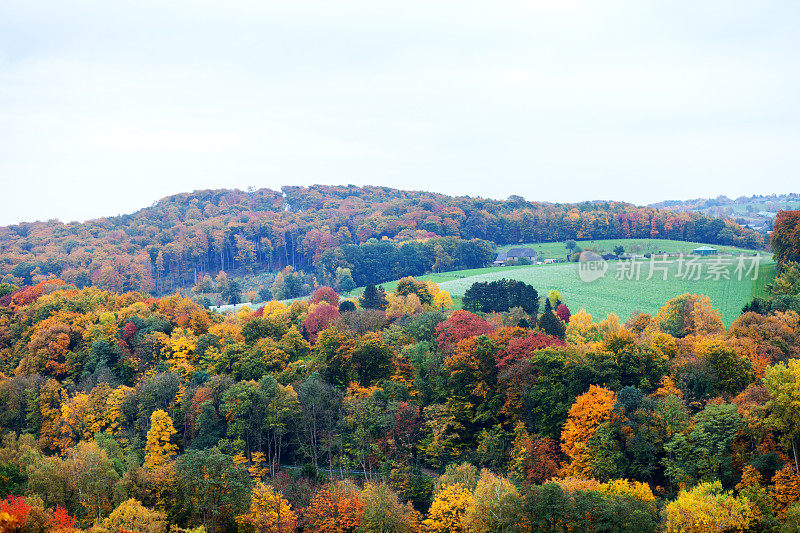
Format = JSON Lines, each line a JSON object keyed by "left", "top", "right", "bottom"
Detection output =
{"left": 222, "top": 280, "right": 242, "bottom": 305}
{"left": 664, "top": 403, "right": 742, "bottom": 489}
{"left": 335, "top": 267, "right": 357, "bottom": 294}
{"left": 539, "top": 309, "right": 566, "bottom": 339}
{"left": 351, "top": 333, "right": 394, "bottom": 386}
{"left": 462, "top": 469, "right": 523, "bottom": 533}
{"left": 176, "top": 449, "right": 252, "bottom": 533}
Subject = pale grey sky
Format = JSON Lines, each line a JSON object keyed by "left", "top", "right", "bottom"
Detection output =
{"left": 1, "top": 0, "right": 798, "bottom": 225}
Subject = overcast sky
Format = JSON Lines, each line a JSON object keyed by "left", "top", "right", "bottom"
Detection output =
{"left": 1, "top": 1, "right": 798, "bottom": 225}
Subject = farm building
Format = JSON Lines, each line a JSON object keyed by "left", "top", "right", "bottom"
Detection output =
{"left": 494, "top": 247, "right": 538, "bottom": 265}
{"left": 692, "top": 246, "right": 718, "bottom": 256}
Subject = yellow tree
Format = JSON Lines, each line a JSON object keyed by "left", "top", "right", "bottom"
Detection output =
{"left": 238, "top": 482, "right": 297, "bottom": 533}
{"left": 423, "top": 483, "right": 473, "bottom": 533}
{"left": 426, "top": 281, "right": 454, "bottom": 310}
{"left": 664, "top": 481, "right": 755, "bottom": 533}
{"left": 104, "top": 498, "right": 167, "bottom": 533}
{"left": 561, "top": 385, "right": 617, "bottom": 475}
{"left": 565, "top": 309, "right": 599, "bottom": 348}
{"left": 386, "top": 293, "right": 422, "bottom": 318}
{"left": 144, "top": 410, "right": 178, "bottom": 469}
{"left": 432, "top": 290, "right": 454, "bottom": 310}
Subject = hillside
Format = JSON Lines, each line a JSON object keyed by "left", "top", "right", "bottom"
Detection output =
{"left": 651, "top": 193, "right": 800, "bottom": 233}
{"left": 0, "top": 186, "right": 763, "bottom": 300}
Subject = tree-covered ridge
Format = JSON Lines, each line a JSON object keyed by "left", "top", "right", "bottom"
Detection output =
{"left": 0, "top": 185, "right": 762, "bottom": 296}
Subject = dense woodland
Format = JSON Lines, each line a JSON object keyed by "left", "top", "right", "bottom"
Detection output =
{"left": 0, "top": 212, "right": 797, "bottom": 532}
{"left": 0, "top": 186, "right": 762, "bottom": 302}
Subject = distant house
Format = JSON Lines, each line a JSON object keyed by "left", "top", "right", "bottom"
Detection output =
{"left": 494, "top": 247, "right": 537, "bottom": 265}
{"left": 693, "top": 246, "right": 718, "bottom": 256}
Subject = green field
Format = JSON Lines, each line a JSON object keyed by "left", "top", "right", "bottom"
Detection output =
{"left": 439, "top": 257, "right": 772, "bottom": 326}
{"left": 351, "top": 258, "right": 774, "bottom": 328}
{"left": 751, "top": 262, "right": 777, "bottom": 299}
{"left": 324, "top": 239, "right": 773, "bottom": 325}
{"left": 497, "top": 238, "right": 762, "bottom": 262}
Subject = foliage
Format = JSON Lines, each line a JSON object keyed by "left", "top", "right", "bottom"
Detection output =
{"left": 422, "top": 483, "right": 473, "bottom": 533}
{"left": 561, "top": 385, "right": 617, "bottom": 475}
{"left": 360, "top": 285, "right": 388, "bottom": 311}
{"left": 304, "top": 481, "right": 363, "bottom": 533}
{"left": 434, "top": 311, "right": 494, "bottom": 353}
{"left": 462, "top": 279, "right": 539, "bottom": 315}
{"left": 462, "top": 469, "right": 523, "bottom": 533}
{"left": 0, "top": 236, "right": 794, "bottom": 533}
{"left": 237, "top": 482, "right": 296, "bottom": 533}
{"left": 359, "top": 482, "right": 420, "bottom": 533}
{"left": 664, "top": 481, "right": 755, "bottom": 533}
{"left": 144, "top": 409, "right": 178, "bottom": 469}
{"left": 104, "top": 498, "right": 167, "bottom": 533}
{"left": 772, "top": 210, "right": 800, "bottom": 266}
{"left": 176, "top": 449, "right": 252, "bottom": 533}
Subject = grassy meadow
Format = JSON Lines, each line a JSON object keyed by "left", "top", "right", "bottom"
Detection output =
{"left": 344, "top": 239, "right": 773, "bottom": 326}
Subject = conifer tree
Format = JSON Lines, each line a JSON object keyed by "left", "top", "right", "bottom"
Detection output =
{"left": 360, "top": 284, "right": 388, "bottom": 310}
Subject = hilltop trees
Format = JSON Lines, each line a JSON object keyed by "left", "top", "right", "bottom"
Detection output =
{"left": 0, "top": 185, "right": 761, "bottom": 299}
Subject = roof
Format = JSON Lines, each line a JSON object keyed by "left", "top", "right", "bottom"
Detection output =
{"left": 693, "top": 246, "right": 717, "bottom": 251}
{"left": 505, "top": 247, "right": 537, "bottom": 258}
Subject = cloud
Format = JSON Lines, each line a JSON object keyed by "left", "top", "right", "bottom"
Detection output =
{"left": 1, "top": 0, "right": 799, "bottom": 224}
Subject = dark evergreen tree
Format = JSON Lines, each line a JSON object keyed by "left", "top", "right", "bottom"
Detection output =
{"left": 360, "top": 284, "right": 388, "bottom": 310}
{"left": 540, "top": 308, "right": 566, "bottom": 339}
{"left": 339, "top": 300, "right": 356, "bottom": 313}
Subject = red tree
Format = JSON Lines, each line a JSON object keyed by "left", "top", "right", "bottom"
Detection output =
{"left": 0, "top": 495, "right": 30, "bottom": 529}
{"left": 435, "top": 310, "right": 495, "bottom": 352}
{"left": 310, "top": 286, "right": 340, "bottom": 307}
{"left": 50, "top": 505, "right": 76, "bottom": 530}
{"left": 303, "top": 302, "right": 341, "bottom": 342}
{"left": 496, "top": 331, "right": 565, "bottom": 367}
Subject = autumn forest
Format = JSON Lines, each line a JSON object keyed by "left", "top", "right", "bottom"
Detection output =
{"left": 1, "top": 190, "right": 800, "bottom": 533}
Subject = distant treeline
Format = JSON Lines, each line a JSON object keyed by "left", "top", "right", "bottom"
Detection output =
{"left": 0, "top": 185, "right": 763, "bottom": 295}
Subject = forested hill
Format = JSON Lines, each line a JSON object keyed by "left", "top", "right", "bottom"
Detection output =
{"left": 0, "top": 185, "right": 762, "bottom": 295}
